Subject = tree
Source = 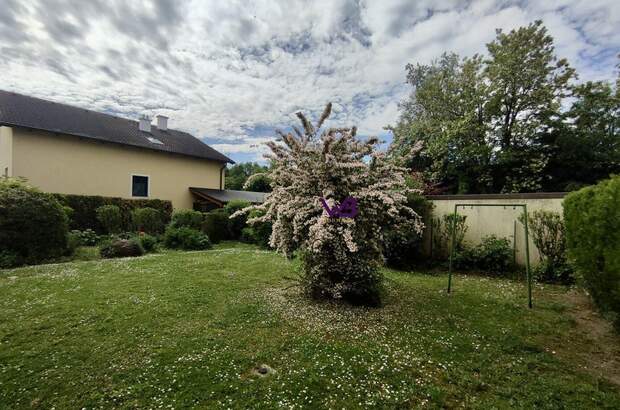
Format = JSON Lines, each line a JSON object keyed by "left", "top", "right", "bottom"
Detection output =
{"left": 243, "top": 172, "right": 272, "bottom": 192}
{"left": 389, "top": 21, "right": 618, "bottom": 194}
{"left": 485, "top": 20, "right": 575, "bottom": 192}
{"left": 389, "top": 53, "right": 492, "bottom": 193}
{"left": 239, "top": 103, "right": 423, "bottom": 306}
{"left": 545, "top": 79, "right": 620, "bottom": 190}
{"left": 225, "top": 163, "right": 269, "bottom": 190}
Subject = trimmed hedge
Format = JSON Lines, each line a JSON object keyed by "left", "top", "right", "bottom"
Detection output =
{"left": 131, "top": 207, "right": 166, "bottom": 234}
{"left": 164, "top": 226, "right": 212, "bottom": 250}
{"left": 0, "top": 179, "right": 69, "bottom": 267}
{"left": 52, "top": 193, "right": 172, "bottom": 233}
{"left": 564, "top": 176, "right": 620, "bottom": 328}
{"left": 170, "top": 209, "right": 204, "bottom": 230}
{"left": 202, "top": 209, "right": 231, "bottom": 243}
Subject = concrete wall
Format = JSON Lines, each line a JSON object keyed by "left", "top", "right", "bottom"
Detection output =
{"left": 0, "top": 126, "right": 13, "bottom": 177}
{"left": 10, "top": 127, "right": 225, "bottom": 209}
{"left": 426, "top": 193, "right": 566, "bottom": 266}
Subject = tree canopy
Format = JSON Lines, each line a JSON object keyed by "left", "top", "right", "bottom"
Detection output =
{"left": 390, "top": 20, "right": 619, "bottom": 194}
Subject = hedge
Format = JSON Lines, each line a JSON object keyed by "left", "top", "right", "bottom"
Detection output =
{"left": 563, "top": 175, "right": 620, "bottom": 328}
{"left": 52, "top": 193, "right": 172, "bottom": 233}
{"left": 0, "top": 179, "right": 69, "bottom": 266}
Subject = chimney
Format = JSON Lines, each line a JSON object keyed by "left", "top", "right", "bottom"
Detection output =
{"left": 139, "top": 115, "right": 151, "bottom": 133}
{"left": 156, "top": 115, "right": 168, "bottom": 131}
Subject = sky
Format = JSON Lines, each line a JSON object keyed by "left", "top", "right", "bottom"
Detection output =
{"left": 1, "top": 0, "right": 618, "bottom": 164}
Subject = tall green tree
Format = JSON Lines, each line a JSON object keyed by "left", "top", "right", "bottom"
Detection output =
{"left": 225, "top": 162, "right": 269, "bottom": 191}
{"left": 485, "top": 21, "right": 575, "bottom": 192}
{"left": 389, "top": 21, "right": 618, "bottom": 194}
{"left": 390, "top": 53, "right": 492, "bottom": 193}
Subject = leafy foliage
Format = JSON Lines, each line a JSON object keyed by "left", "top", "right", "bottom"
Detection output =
{"left": 243, "top": 173, "right": 272, "bottom": 192}
{"left": 453, "top": 235, "right": 513, "bottom": 274}
{"left": 240, "top": 209, "right": 272, "bottom": 248}
{"left": 96, "top": 205, "right": 123, "bottom": 234}
{"left": 69, "top": 229, "right": 99, "bottom": 247}
{"left": 224, "top": 200, "right": 251, "bottom": 239}
{"left": 170, "top": 210, "right": 204, "bottom": 231}
{"left": 225, "top": 163, "right": 269, "bottom": 190}
{"left": 163, "top": 227, "right": 212, "bottom": 250}
{"left": 0, "top": 178, "right": 69, "bottom": 267}
{"left": 131, "top": 207, "right": 166, "bottom": 235}
{"left": 52, "top": 193, "right": 172, "bottom": 233}
{"left": 564, "top": 176, "right": 620, "bottom": 328}
{"left": 432, "top": 214, "right": 468, "bottom": 259}
{"left": 390, "top": 21, "right": 618, "bottom": 194}
{"left": 138, "top": 233, "right": 158, "bottom": 253}
{"left": 237, "top": 103, "right": 424, "bottom": 306}
{"left": 202, "top": 209, "right": 231, "bottom": 244}
{"left": 521, "top": 210, "right": 573, "bottom": 284}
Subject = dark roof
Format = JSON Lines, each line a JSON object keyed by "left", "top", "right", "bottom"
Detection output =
{"left": 190, "top": 187, "right": 267, "bottom": 204}
{"left": 0, "top": 90, "right": 233, "bottom": 163}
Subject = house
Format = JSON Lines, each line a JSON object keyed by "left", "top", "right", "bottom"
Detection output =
{"left": 0, "top": 90, "right": 263, "bottom": 209}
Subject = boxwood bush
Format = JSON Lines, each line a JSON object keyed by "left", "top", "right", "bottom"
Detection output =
{"left": 131, "top": 207, "right": 166, "bottom": 234}
{"left": 0, "top": 178, "right": 69, "bottom": 267}
{"left": 163, "top": 226, "right": 211, "bottom": 250}
{"left": 202, "top": 209, "right": 231, "bottom": 243}
{"left": 170, "top": 209, "right": 204, "bottom": 230}
{"left": 564, "top": 176, "right": 620, "bottom": 328}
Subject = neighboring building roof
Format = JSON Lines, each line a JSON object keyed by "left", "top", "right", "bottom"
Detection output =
{"left": 190, "top": 187, "right": 267, "bottom": 205}
{"left": 0, "top": 90, "right": 233, "bottom": 163}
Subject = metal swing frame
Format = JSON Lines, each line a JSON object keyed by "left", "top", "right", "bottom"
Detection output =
{"left": 446, "top": 203, "right": 533, "bottom": 308}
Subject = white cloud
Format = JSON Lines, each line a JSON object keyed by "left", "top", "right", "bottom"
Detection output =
{"left": 1, "top": 0, "right": 618, "bottom": 161}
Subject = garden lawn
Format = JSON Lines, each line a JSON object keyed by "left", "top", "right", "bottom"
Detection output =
{"left": 1, "top": 243, "right": 619, "bottom": 409}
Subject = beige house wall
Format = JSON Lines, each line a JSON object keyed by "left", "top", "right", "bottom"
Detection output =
{"left": 10, "top": 127, "right": 225, "bottom": 209}
{"left": 426, "top": 195, "right": 565, "bottom": 266}
{"left": 0, "top": 126, "right": 13, "bottom": 177}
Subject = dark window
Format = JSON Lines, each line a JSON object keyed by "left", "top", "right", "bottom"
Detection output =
{"left": 132, "top": 175, "right": 149, "bottom": 197}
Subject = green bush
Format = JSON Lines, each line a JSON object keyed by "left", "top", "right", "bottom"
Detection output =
{"left": 52, "top": 193, "right": 172, "bottom": 233}
{"left": 432, "top": 213, "right": 468, "bottom": 260}
{"left": 131, "top": 208, "right": 165, "bottom": 234}
{"left": 137, "top": 233, "right": 158, "bottom": 253}
{"left": 521, "top": 210, "right": 574, "bottom": 284}
{"left": 170, "top": 209, "right": 204, "bottom": 230}
{"left": 241, "top": 209, "right": 272, "bottom": 248}
{"left": 0, "top": 250, "right": 21, "bottom": 269}
{"left": 69, "top": 229, "right": 99, "bottom": 246}
{"left": 383, "top": 193, "right": 432, "bottom": 269}
{"left": 202, "top": 209, "right": 231, "bottom": 243}
{"left": 99, "top": 238, "right": 144, "bottom": 258}
{"left": 163, "top": 227, "right": 212, "bottom": 250}
{"left": 96, "top": 205, "right": 122, "bottom": 234}
{"left": 0, "top": 178, "right": 69, "bottom": 266}
{"left": 564, "top": 176, "right": 620, "bottom": 328}
{"left": 454, "top": 235, "right": 513, "bottom": 275}
{"left": 224, "top": 200, "right": 251, "bottom": 239}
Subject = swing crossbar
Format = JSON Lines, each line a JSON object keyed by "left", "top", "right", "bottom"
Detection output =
{"left": 446, "top": 203, "right": 532, "bottom": 308}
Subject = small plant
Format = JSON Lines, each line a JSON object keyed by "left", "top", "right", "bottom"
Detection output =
{"left": 202, "top": 209, "right": 231, "bottom": 243}
{"left": 132, "top": 208, "right": 165, "bottom": 235}
{"left": 138, "top": 233, "right": 158, "bottom": 253}
{"left": 432, "top": 214, "right": 468, "bottom": 259}
{"left": 99, "top": 238, "right": 144, "bottom": 258}
{"left": 520, "top": 210, "right": 573, "bottom": 284}
{"left": 69, "top": 229, "right": 99, "bottom": 246}
{"left": 170, "top": 210, "right": 204, "bottom": 230}
{"left": 164, "top": 227, "right": 212, "bottom": 250}
{"left": 454, "top": 235, "right": 513, "bottom": 275}
{"left": 96, "top": 205, "right": 123, "bottom": 234}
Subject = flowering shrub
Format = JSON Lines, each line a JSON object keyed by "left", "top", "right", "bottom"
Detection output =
{"left": 236, "top": 103, "right": 424, "bottom": 306}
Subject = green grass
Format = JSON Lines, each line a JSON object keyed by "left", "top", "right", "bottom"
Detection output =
{"left": 1, "top": 242, "right": 618, "bottom": 409}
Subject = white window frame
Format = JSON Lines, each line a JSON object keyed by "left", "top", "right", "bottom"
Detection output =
{"left": 131, "top": 174, "right": 150, "bottom": 198}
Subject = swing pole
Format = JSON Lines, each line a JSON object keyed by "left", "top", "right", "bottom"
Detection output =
{"left": 523, "top": 205, "right": 532, "bottom": 309}
{"left": 447, "top": 204, "right": 458, "bottom": 293}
